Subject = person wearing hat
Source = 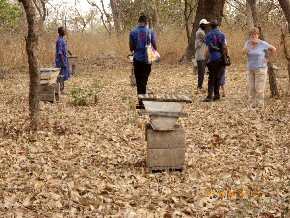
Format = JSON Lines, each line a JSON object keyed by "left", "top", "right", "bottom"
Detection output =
{"left": 204, "top": 19, "right": 227, "bottom": 102}
{"left": 195, "top": 18, "right": 210, "bottom": 93}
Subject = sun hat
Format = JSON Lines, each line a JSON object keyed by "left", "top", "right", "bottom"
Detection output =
{"left": 199, "top": 19, "right": 210, "bottom": 25}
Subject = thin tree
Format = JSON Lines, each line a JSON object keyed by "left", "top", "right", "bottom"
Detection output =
{"left": 87, "top": 0, "right": 112, "bottom": 36}
{"left": 247, "top": 0, "right": 279, "bottom": 97}
{"left": 182, "top": 0, "right": 226, "bottom": 62}
{"left": 278, "top": 0, "right": 290, "bottom": 90}
{"left": 18, "top": 0, "right": 46, "bottom": 131}
{"left": 110, "top": 0, "right": 121, "bottom": 35}
{"left": 183, "top": 0, "right": 198, "bottom": 42}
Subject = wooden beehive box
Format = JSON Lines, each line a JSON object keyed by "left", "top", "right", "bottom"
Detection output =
{"left": 145, "top": 124, "right": 185, "bottom": 172}
{"left": 138, "top": 94, "right": 192, "bottom": 172}
{"left": 40, "top": 68, "right": 60, "bottom": 85}
{"left": 39, "top": 68, "right": 61, "bottom": 103}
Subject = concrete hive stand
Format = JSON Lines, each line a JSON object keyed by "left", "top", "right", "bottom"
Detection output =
{"left": 68, "top": 56, "right": 78, "bottom": 76}
{"left": 138, "top": 94, "right": 192, "bottom": 172}
{"left": 40, "top": 68, "right": 62, "bottom": 103}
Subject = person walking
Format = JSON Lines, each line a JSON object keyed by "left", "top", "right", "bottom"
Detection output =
{"left": 242, "top": 27, "right": 276, "bottom": 108}
{"left": 195, "top": 19, "right": 210, "bottom": 93}
{"left": 129, "top": 15, "right": 157, "bottom": 109}
{"left": 204, "top": 20, "right": 227, "bottom": 102}
{"left": 55, "top": 27, "right": 70, "bottom": 93}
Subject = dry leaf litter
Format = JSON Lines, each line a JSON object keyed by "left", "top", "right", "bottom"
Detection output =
{"left": 0, "top": 58, "right": 289, "bottom": 217}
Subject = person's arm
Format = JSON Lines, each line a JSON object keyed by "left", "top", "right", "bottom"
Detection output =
{"left": 205, "top": 47, "right": 209, "bottom": 60}
{"left": 196, "top": 31, "right": 205, "bottom": 50}
{"left": 57, "top": 40, "right": 66, "bottom": 68}
{"left": 151, "top": 31, "right": 157, "bottom": 50}
{"left": 129, "top": 32, "right": 135, "bottom": 53}
{"left": 265, "top": 45, "right": 276, "bottom": 62}
{"left": 242, "top": 41, "right": 253, "bottom": 55}
{"left": 59, "top": 54, "right": 66, "bottom": 68}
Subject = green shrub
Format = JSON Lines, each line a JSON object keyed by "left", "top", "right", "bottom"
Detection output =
{"left": 71, "top": 78, "right": 102, "bottom": 106}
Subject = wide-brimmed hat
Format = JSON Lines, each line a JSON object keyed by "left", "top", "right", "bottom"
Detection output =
{"left": 199, "top": 19, "right": 210, "bottom": 25}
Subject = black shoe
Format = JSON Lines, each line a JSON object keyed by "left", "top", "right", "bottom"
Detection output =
{"left": 203, "top": 97, "right": 213, "bottom": 102}
{"left": 213, "top": 96, "right": 220, "bottom": 101}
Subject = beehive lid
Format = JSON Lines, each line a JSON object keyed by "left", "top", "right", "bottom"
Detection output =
{"left": 40, "top": 68, "right": 60, "bottom": 79}
{"left": 68, "top": 56, "right": 78, "bottom": 59}
{"left": 40, "top": 68, "right": 60, "bottom": 72}
{"left": 138, "top": 94, "right": 192, "bottom": 103}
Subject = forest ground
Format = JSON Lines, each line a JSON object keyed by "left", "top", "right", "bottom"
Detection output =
{"left": 0, "top": 58, "right": 289, "bottom": 217}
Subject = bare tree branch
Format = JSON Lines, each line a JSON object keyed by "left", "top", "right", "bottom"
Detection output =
{"left": 225, "top": 0, "right": 246, "bottom": 15}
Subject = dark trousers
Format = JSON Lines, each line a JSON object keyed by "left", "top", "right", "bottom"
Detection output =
{"left": 133, "top": 59, "right": 151, "bottom": 95}
{"left": 197, "top": 60, "right": 206, "bottom": 88}
{"left": 57, "top": 70, "right": 65, "bottom": 92}
{"left": 207, "top": 59, "right": 225, "bottom": 98}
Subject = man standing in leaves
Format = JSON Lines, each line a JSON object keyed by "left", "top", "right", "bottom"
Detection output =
{"left": 195, "top": 18, "right": 210, "bottom": 93}
{"left": 129, "top": 15, "right": 157, "bottom": 109}
{"left": 204, "top": 20, "right": 226, "bottom": 102}
{"left": 56, "top": 27, "right": 70, "bottom": 94}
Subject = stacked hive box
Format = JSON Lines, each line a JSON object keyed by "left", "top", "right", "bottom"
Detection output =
{"left": 40, "top": 68, "right": 61, "bottom": 103}
{"left": 139, "top": 94, "right": 192, "bottom": 172}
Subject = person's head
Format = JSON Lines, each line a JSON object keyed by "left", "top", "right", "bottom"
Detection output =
{"left": 58, "top": 27, "right": 66, "bottom": 36}
{"left": 199, "top": 19, "right": 209, "bottom": 30}
{"left": 210, "top": 19, "right": 219, "bottom": 29}
{"left": 249, "top": 27, "right": 259, "bottom": 41}
{"left": 138, "top": 15, "right": 148, "bottom": 25}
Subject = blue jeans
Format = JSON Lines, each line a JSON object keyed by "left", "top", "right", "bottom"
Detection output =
{"left": 197, "top": 60, "right": 206, "bottom": 88}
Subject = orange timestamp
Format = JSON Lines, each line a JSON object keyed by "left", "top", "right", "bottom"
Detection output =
{"left": 207, "top": 189, "right": 264, "bottom": 199}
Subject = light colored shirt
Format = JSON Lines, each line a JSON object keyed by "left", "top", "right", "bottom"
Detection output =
{"left": 195, "top": 28, "right": 207, "bottom": 61}
{"left": 244, "top": 39, "right": 270, "bottom": 70}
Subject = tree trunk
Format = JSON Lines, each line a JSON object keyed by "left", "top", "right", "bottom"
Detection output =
{"left": 19, "top": 0, "right": 40, "bottom": 131}
{"left": 247, "top": 0, "right": 280, "bottom": 97}
{"left": 278, "top": 0, "right": 290, "bottom": 33}
{"left": 183, "top": 0, "right": 226, "bottom": 62}
{"left": 184, "top": 0, "right": 191, "bottom": 42}
{"left": 278, "top": 0, "right": 290, "bottom": 90}
{"left": 110, "top": 0, "right": 121, "bottom": 35}
{"left": 246, "top": 1, "right": 254, "bottom": 32}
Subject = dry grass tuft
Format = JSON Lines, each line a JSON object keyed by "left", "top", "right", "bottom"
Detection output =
{"left": 0, "top": 26, "right": 287, "bottom": 68}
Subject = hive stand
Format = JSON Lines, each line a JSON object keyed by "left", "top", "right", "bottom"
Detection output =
{"left": 40, "top": 68, "right": 61, "bottom": 103}
{"left": 138, "top": 94, "right": 192, "bottom": 173}
{"left": 68, "top": 56, "right": 78, "bottom": 76}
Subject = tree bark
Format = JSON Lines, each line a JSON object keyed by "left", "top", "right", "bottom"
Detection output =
{"left": 247, "top": 0, "right": 279, "bottom": 97}
{"left": 184, "top": 0, "right": 190, "bottom": 42}
{"left": 278, "top": 0, "right": 290, "bottom": 33}
{"left": 110, "top": 0, "right": 121, "bottom": 35}
{"left": 278, "top": 0, "right": 290, "bottom": 90}
{"left": 246, "top": 1, "right": 254, "bottom": 32}
{"left": 183, "top": 0, "right": 226, "bottom": 62}
{"left": 19, "top": 0, "right": 40, "bottom": 131}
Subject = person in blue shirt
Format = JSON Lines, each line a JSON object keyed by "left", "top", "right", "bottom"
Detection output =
{"left": 204, "top": 19, "right": 227, "bottom": 102}
{"left": 242, "top": 27, "right": 276, "bottom": 108}
{"left": 129, "top": 15, "right": 157, "bottom": 109}
{"left": 56, "top": 27, "right": 71, "bottom": 93}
